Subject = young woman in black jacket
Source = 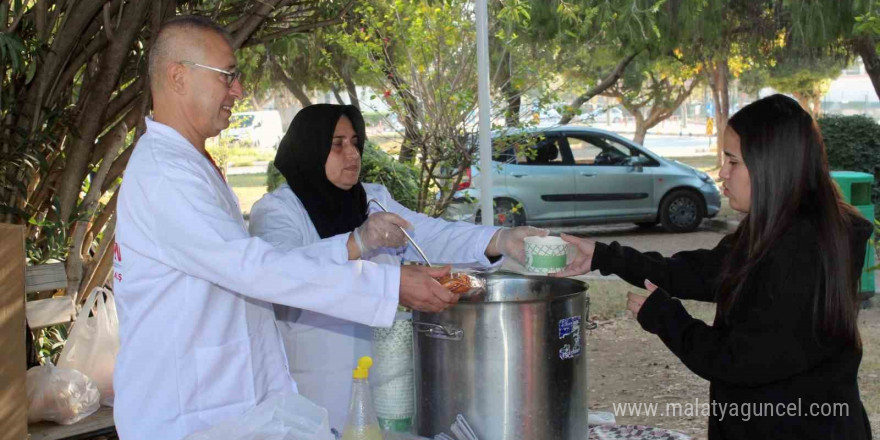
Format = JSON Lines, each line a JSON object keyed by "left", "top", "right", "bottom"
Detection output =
{"left": 554, "top": 94, "right": 873, "bottom": 439}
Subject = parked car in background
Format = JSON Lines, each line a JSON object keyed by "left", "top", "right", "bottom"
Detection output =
{"left": 442, "top": 126, "right": 721, "bottom": 232}
{"left": 578, "top": 106, "right": 624, "bottom": 124}
{"left": 225, "top": 111, "right": 284, "bottom": 148}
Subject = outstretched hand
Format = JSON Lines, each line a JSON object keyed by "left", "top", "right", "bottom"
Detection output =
{"left": 487, "top": 226, "right": 549, "bottom": 264}
{"left": 551, "top": 233, "right": 596, "bottom": 277}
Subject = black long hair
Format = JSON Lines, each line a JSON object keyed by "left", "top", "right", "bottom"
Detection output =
{"left": 716, "top": 94, "right": 862, "bottom": 348}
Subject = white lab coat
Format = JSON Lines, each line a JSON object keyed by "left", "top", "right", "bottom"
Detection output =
{"left": 248, "top": 183, "right": 500, "bottom": 430}
{"left": 113, "top": 119, "right": 400, "bottom": 440}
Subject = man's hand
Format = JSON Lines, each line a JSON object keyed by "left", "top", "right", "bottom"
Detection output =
{"left": 486, "top": 226, "right": 549, "bottom": 264}
{"left": 551, "top": 233, "right": 596, "bottom": 277}
{"left": 399, "top": 265, "right": 459, "bottom": 313}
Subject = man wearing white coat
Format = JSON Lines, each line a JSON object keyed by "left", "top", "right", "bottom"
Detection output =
{"left": 113, "top": 17, "right": 457, "bottom": 440}
{"left": 249, "top": 104, "right": 548, "bottom": 431}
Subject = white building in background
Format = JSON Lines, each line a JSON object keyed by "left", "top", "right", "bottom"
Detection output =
{"left": 757, "top": 58, "right": 880, "bottom": 117}
{"left": 822, "top": 59, "right": 880, "bottom": 106}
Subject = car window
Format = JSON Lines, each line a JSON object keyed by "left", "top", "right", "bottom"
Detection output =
{"left": 601, "top": 136, "right": 658, "bottom": 166}
{"left": 567, "top": 135, "right": 631, "bottom": 166}
{"left": 517, "top": 136, "right": 565, "bottom": 165}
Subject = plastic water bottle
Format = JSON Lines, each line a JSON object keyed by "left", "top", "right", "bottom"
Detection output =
{"left": 341, "top": 357, "right": 383, "bottom": 440}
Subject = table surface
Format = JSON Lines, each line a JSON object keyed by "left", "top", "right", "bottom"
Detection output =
{"left": 28, "top": 406, "right": 115, "bottom": 440}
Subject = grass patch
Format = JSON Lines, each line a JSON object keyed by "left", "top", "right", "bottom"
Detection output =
{"left": 206, "top": 144, "right": 276, "bottom": 169}
{"left": 228, "top": 173, "right": 267, "bottom": 188}
{"left": 228, "top": 172, "right": 268, "bottom": 216}
{"left": 587, "top": 278, "right": 716, "bottom": 323}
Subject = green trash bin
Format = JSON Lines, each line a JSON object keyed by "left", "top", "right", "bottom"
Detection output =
{"left": 830, "top": 171, "right": 875, "bottom": 301}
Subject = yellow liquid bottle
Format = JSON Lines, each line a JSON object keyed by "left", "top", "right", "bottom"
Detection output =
{"left": 341, "top": 424, "right": 383, "bottom": 440}
{"left": 341, "top": 357, "right": 383, "bottom": 440}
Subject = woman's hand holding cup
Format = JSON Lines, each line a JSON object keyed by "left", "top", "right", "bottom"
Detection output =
{"left": 551, "top": 233, "right": 596, "bottom": 277}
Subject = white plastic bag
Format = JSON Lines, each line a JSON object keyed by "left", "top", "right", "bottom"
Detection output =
{"left": 183, "top": 389, "right": 335, "bottom": 440}
{"left": 26, "top": 364, "right": 101, "bottom": 425}
{"left": 57, "top": 287, "right": 119, "bottom": 407}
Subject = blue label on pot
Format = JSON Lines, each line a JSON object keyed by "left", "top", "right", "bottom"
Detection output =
{"left": 558, "top": 316, "right": 582, "bottom": 360}
{"left": 558, "top": 316, "right": 580, "bottom": 339}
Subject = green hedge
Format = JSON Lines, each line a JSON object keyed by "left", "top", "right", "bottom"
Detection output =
{"left": 817, "top": 114, "right": 880, "bottom": 217}
{"left": 266, "top": 141, "right": 420, "bottom": 211}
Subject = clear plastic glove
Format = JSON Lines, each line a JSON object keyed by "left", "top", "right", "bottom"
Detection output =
{"left": 487, "top": 226, "right": 549, "bottom": 265}
{"left": 353, "top": 212, "right": 413, "bottom": 255}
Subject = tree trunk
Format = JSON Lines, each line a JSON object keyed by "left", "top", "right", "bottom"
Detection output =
{"left": 56, "top": 0, "right": 150, "bottom": 223}
{"left": 229, "top": 0, "right": 285, "bottom": 49}
{"left": 271, "top": 59, "right": 313, "bottom": 107}
{"left": 853, "top": 36, "right": 880, "bottom": 102}
{"left": 341, "top": 72, "right": 360, "bottom": 109}
{"left": 379, "top": 46, "right": 421, "bottom": 163}
{"left": 559, "top": 52, "right": 638, "bottom": 125}
{"left": 292, "top": 87, "right": 313, "bottom": 108}
{"left": 705, "top": 57, "right": 730, "bottom": 167}
{"left": 633, "top": 122, "right": 649, "bottom": 145}
{"left": 792, "top": 92, "right": 812, "bottom": 115}
{"left": 16, "top": 0, "right": 105, "bottom": 139}
{"left": 66, "top": 117, "right": 129, "bottom": 300}
{"left": 331, "top": 85, "right": 345, "bottom": 105}
{"left": 498, "top": 51, "right": 520, "bottom": 127}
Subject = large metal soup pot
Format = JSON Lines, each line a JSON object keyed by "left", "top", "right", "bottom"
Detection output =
{"left": 413, "top": 272, "right": 590, "bottom": 440}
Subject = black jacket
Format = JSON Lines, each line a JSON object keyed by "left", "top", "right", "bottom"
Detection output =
{"left": 592, "top": 216, "right": 874, "bottom": 439}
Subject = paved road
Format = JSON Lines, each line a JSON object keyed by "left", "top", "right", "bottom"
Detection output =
{"left": 641, "top": 135, "right": 715, "bottom": 156}
{"left": 227, "top": 161, "right": 270, "bottom": 175}
{"left": 549, "top": 222, "right": 729, "bottom": 257}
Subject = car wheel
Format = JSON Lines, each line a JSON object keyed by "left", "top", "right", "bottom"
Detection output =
{"left": 475, "top": 199, "right": 526, "bottom": 227}
{"left": 659, "top": 190, "right": 704, "bottom": 233}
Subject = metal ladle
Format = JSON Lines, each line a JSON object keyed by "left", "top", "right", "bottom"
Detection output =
{"left": 367, "top": 198, "right": 433, "bottom": 266}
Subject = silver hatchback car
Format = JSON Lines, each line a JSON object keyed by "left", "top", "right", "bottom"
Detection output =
{"left": 442, "top": 126, "right": 721, "bottom": 232}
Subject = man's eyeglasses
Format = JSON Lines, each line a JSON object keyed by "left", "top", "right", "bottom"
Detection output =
{"left": 179, "top": 61, "right": 242, "bottom": 87}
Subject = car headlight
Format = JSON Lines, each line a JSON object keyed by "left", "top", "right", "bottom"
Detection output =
{"left": 697, "top": 171, "right": 713, "bottom": 183}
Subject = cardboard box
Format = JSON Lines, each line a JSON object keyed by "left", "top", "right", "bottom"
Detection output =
{"left": 0, "top": 224, "right": 27, "bottom": 440}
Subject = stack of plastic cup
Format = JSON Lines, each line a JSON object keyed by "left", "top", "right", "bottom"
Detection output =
{"left": 370, "top": 312, "right": 414, "bottom": 432}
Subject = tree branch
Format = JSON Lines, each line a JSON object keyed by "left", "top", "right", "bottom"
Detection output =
{"left": 853, "top": 36, "right": 880, "bottom": 101}
{"left": 104, "top": 76, "right": 145, "bottom": 129}
{"left": 240, "top": 1, "right": 356, "bottom": 47}
{"left": 229, "top": 0, "right": 285, "bottom": 49}
{"left": 5, "top": 0, "right": 27, "bottom": 33}
{"left": 56, "top": 0, "right": 150, "bottom": 223}
{"left": 16, "top": 0, "right": 105, "bottom": 138}
{"left": 65, "top": 115, "right": 127, "bottom": 300}
{"left": 270, "top": 57, "right": 313, "bottom": 106}
{"left": 559, "top": 51, "right": 639, "bottom": 124}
